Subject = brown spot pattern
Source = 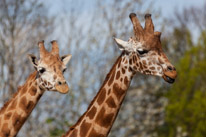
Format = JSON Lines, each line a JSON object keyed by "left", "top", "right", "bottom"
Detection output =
{"left": 149, "top": 67, "right": 155, "bottom": 70}
{"left": 12, "top": 112, "right": 23, "bottom": 131}
{"left": 139, "top": 63, "right": 143, "bottom": 70}
{"left": 19, "top": 96, "right": 27, "bottom": 111}
{"left": 29, "top": 86, "right": 37, "bottom": 96}
{"left": 113, "top": 83, "right": 125, "bottom": 100}
{"left": 108, "top": 88, "right": 111, "bottom": 95}
{"left": 25, "top": 101, "right": 35, "bottom": 114}
{"left": 142, "top": 60, "right": 147, "bottom": 65}
{"left": 80, "top": 120, "right": 91, "bottom": 137}
{"left": 106, "top": 96, "right": 116, "bottom": 108}
{"left": 97, "top": 88, "right": 106, "bottom": 105}
{"left": 116, "top": 71, "right": 120, "bottom": 80}
{"left": 86, "top": 106, "right": 97, "bottom": 119}
{"left": 1, "top": 123, "right": 10, "bottom": 136}
{"left": 108, "top": 71, "right": 115, "bottom": 86}
{"left": 133, "top": 55, "right": 137, "bottom": 63}
{"left": 122, "top": 68, "right": 125, "bottom": 74}
{"left": 69, "top": 129, "right": 77, "bottom": 137}
{"left": 129, "top": 59, "right": 132, "bottom": 65}
{"left": 95, "top": 107, "right": 114, "bottom": 128}
{"left": 4, "top": 112, "right": 12, "bottom": 120}
{"left": 118, "top": 58, "right": 122, "bottom": 68}
{"left": 124, "top": 76, "right": 129, "bottom": 85}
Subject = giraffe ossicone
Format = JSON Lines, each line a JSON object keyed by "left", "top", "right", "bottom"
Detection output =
{"left": 63, "top": 13, "right": 177, "bottom": 137}
{"left": 0, "top": 40, "right": 71, "bottom": 137}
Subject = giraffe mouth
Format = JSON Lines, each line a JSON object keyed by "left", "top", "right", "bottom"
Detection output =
{"left": 161, "top": 66, "right": 177, "bottom": 84}
{"left": 163, "top": 75, "right": 175, "bottom": 83}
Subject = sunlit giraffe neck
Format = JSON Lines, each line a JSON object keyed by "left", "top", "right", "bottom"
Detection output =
{"left": 0, "top": 40, "right": 72, "bottom": 137}
{"left": 63, "top": 13, "right": 177, "bottom": 137}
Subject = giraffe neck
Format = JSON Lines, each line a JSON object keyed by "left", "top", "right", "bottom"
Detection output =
{"left": 64, "top": 52, "right": 134, "bottom": 137}
{"left": 0, "top": 71, "right": 45, "bottom": 137}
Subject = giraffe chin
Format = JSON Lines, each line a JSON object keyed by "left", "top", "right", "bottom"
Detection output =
{"left": 55, "top": 84, "right": 69, "bottom": 94}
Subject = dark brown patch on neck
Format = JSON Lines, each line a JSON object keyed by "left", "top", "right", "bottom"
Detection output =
{"left": 113, "top": 83, "right": 125, "bottom": 100}
{"left": 108, "top": 70, "right": 115, "bottom": 86}
{"left": 1, "top": 123, "right": 10, "bottom": 137}
{"left": 86, "top": 106, "right": 97, "bottom": 119}
{"left": 122, "top": 68, "right": 125, "bottom": 74}
{"left": 80, "top": 120, "right": 91, "bottom": 137}
{"left": 97, "top": 88, "right": 106, "bottom": 105}
{"left": 25, "top": 101, "right": 35, "bottom": 114}
{"left": 12, "top": 112, "right": 23, "bottom": 131}
{"left": 116, "top": 71, "right": 120, "bottom": 80}
{"left": 95, "top": 107, "right": 114, "bottom": 128}
{"left": 124, "top": 76, "right": 129, "bottom": 86}
{"left": 19, "top": 96, "right": 27, "bottom": 110}
{"left": 29, "top": 85, "right": 37, "bottom": 96}
{"left": 106, "top": 96, "right": 116, "bottom": 108}
{"left": 4, "top": 112, "right": 12, "bottom": 120}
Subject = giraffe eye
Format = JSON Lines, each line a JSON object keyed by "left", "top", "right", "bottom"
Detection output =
{"left": 137, "top": 49, "right": 149, "bottom": 55}
{"left": 39, "top": 68, "right": 46, "bottom": 73}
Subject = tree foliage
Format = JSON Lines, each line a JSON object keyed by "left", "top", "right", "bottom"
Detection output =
{"left": 157, "top": 30, "right": 206, "bottom": 137}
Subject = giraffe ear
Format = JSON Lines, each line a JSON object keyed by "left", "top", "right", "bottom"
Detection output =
{"left": 61, "top": 54, "right": 72, "bottom": 66}
{"left": 113, "top": 37, "right": 131, "bottom": 51}
{"left": 28, "top": 54, "right": 38, "bottom": 69}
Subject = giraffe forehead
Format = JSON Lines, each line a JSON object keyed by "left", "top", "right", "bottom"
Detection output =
{"left": 38, "top": 55, "right": 63, "bottom": 68}
{"left": 130, "top": 34, "right": 162, "bottom": 50}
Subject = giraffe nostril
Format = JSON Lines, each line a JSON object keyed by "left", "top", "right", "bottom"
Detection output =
{"left": 58, "top": 81, "right": 66, "bottom": 85}
{"left": 58, "top": 81, "right": 62, "bottom": 85}
{"left": 167, "top": 66, "right": 173, "bottom": 71}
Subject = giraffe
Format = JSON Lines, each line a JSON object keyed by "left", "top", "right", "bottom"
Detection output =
{"left": 63, "top": 13, "right": 177, "bottom": 137}
{"left": 0, "top": 40, "right": 72, "bottom": 137}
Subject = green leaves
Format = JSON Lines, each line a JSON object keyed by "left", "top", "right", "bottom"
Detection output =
{"left": 157, "top": 30, "right": 206, "bottom": 137}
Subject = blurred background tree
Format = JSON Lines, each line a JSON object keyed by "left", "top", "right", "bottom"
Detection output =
{"left": 0, "top": 0, "right": 205, "bottom": 137}
{"left": 156, "top": 3, "right": 206, "bottom": 137}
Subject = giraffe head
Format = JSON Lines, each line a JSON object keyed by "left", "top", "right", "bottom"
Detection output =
{"left": 28, "top": 40, "right": 72, "bottom": 93}
{"left": 114, "top": 13, "right": 177, "bottom": 83}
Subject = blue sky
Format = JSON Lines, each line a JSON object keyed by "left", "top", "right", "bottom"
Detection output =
{"left": 153, "top": 0, "right": 204, "bottom": 17}
{"left": 47, "top": 0, "right": 205, "bottom": 17}
{"left": 45, "top": 0, "right": 205, "bottom": 44}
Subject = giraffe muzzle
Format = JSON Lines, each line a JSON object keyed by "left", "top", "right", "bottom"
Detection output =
{"left": 55, "top": 83, "right": 69, "bottom": 94}
{"left": 162, "top": 69, "right": 177, "bottom": 84}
